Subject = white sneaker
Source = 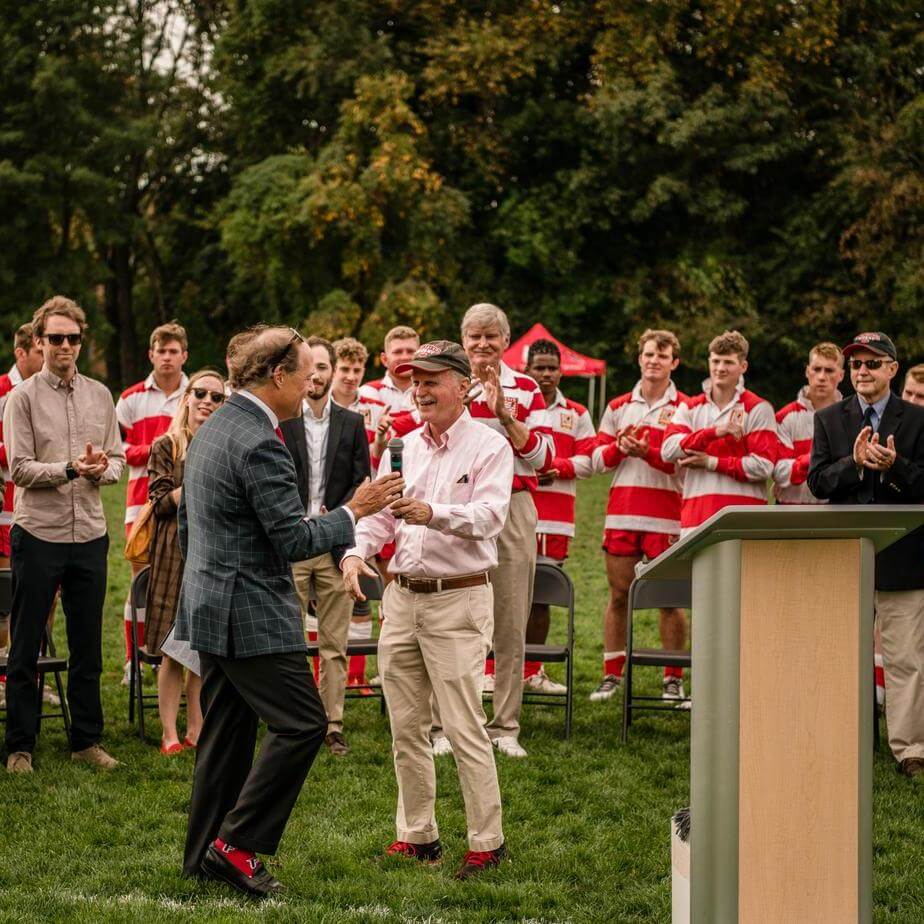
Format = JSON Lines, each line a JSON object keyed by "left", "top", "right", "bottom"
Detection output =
{"left": 492, "top": 736, "right": 527, "bottom": 758}
{"left": 481, "top": 673, "right": 495, "bottom": 695}
{"left": 121, "top": 660, "right": 144, "bottom": 687}
{"left": 369, "top": 674, "right": 382, "bottom": 687}
{"left": 432, "top": 735, "right": 453, "bottom": 757}
{"left": 524, "top": 669, "right": 567, "bottom": 694}
{"left": 662, "top": 677, "right": 685, "bottom": 701}
{"left": 589, "top": 675, "right": 620, "bottom": 702}
{"left": 42, "top": 685, "right": 61, "bottom": 706}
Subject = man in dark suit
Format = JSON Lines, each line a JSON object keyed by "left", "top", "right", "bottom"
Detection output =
{"left": 281, "top": 335, "right": 370, "bottom": 756}
{"left": 808, "top": 332, "right": 924, "bottom": 779}
{"left": 175, "top": 326, "right": 403, "bottom": 896}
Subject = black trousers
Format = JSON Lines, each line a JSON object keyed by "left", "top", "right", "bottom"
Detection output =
{"left": 182, "top": 649, "right": 327, "bottom": 876}
{"left": 5, "top": 525, "right": 108, "bottom": 755}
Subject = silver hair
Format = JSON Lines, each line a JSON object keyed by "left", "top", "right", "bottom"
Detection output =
{"left": 461, "top": 302, "right": 510, "bottom": 339}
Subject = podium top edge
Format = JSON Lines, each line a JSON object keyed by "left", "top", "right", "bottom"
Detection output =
{"left": 637, "top": 504, "right": 924, "bottom": 582}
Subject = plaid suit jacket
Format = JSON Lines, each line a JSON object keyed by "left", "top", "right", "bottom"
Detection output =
{"left": 175, "top": 392, "right": 355, "bottom": 657}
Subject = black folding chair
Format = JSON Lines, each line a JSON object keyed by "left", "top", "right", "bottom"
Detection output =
{"left": 127, "top": 566, "right": 162, "bottom": 741}
{"left": 621, "top": 577, "right": 692, "bottom": 743}
{"left": 0, "top": 568, "right": 71, "bottom": 738}
{"left": 519, "top": 562, "right": 576, "bottom": 738}
{"left": 306, "top": 568, "right": 387, "bottom": 712}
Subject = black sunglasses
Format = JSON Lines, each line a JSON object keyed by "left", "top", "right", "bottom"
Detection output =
{"left": 848, "top": 358, "right": 891, "bottom": 371}
{"left": 45, "top": 333, "right": 82, "bottom": 346}
{"left": 191, "top": 387, "right": 225, "bottom": 403}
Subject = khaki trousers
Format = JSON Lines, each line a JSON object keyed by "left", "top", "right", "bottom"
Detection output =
{"left": 486, "top": 490, "right": 537, "bottom": 739}
{"left": 379, "top": 581, "right": 503, "bottom": 851}
{"left": 292, "top": 553, "right": 355, "bottom": 734}
{"left": 875, "top": 589, "right": 924, "bottom": 762}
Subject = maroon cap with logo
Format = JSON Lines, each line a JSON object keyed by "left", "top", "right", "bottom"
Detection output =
{"left": 842, "top": 332, "right": 897, "bottom": 361}
{"left": 393, "top": 340, "right": 472, "bottom": 378}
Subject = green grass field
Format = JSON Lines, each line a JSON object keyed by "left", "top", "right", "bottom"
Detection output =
{"left": 1, "top": 474, "right": 923, "bottom": 922}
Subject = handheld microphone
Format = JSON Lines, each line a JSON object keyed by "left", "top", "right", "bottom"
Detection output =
{"left": 388, "top": 438, "right": 404, "bottom": 497}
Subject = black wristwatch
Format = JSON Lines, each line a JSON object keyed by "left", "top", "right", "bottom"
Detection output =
{"left": 65, "top": 462, "right": 78, "bottom": 481}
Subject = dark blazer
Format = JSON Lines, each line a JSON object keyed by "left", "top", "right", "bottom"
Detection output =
{"left": 808, "top": 393, "right": 924, "bottom": 591}
{"left": 175, "top": 393, "right": 355, "bottom": 657}
{"left": 280, "top": 400, "right": 370, "bottom": 514}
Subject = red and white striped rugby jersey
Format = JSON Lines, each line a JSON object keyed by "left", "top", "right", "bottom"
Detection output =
{"left": 662, "top": 379, "right": 778, "bottom": 532}
{"left": 773, "top": 387, "right": 840, "bottom": 504}
{"left": 592, "top": 381, "right": 685, "bottom": 535}
{"left": 360, "top": 372, "right": 420, "bottom": 437}
{"left": 337, "top": 393, "right": 388, "bottom": 470}
{"left": 534, "top": 391, "right": 596, "bottom": 537}
{"left": 0, "top": 365, "right": 24, "bottom": 532}
{"left": 116, "top": 372, "right": 187, "bottom": 526}
{"left": 467, "top": 362, "right": 553, "bottom": 493}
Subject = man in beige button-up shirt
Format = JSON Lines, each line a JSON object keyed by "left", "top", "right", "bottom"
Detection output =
{"left": 3, "top": 296, "right": 124, "bottom": 774}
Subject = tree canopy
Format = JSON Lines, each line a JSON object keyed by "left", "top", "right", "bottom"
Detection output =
{"left": 1, "top": 1, "right": 920, "bottom": 403}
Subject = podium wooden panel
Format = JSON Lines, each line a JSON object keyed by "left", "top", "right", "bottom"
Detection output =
{"left": 635, "top": 505, "right": 924, "bottom": 924}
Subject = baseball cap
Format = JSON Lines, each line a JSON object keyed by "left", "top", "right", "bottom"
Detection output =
{"left": 393, "top": 340, "right": 472, "bottom": 377}
{"left": 842, "top": 332, "right": 897, "bottom": 361}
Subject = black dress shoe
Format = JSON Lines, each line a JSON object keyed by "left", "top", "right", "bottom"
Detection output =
{"left": 325, "top": 731, "right": 349, "bottom": 756}
{"left": 200, "top": 844, "right": 284, "bottom": 897}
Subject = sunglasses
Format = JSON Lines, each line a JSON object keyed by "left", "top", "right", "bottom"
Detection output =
{"left": 45, "top": 333, "right": 82, "bottom": 346}
{"left": 848, "top": 358, "right": 892, "bottom": 371}
{"left": 191, "top": 387, "right": 225, "bottom": 403}
{"left": 270, "top": 328, "right": 305, "bottom": 370}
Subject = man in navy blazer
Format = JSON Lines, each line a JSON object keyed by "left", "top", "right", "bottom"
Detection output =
{"left": 808, "top": 332, "right": 924, "bottom": 779}
{"left": 176, "top": 326, "right": 403, "bottom": 895}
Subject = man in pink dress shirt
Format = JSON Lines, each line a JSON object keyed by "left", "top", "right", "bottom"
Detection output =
{"left": 341, "top": 341, "right": 513, "bottom": 881}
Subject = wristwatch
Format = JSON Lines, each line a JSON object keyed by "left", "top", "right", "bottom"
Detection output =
{"left": 65, "top": 462, "right": 78, "bottom": 481}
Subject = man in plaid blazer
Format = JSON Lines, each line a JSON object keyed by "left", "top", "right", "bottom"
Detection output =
{"left": 177, "top": 326, "right": 403, "bottom": 896}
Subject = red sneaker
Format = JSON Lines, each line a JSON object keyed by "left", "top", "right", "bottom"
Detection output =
{"left": 455, "top": 844, "right": 507, "bottom": 880}
{"left": 384, "top": 839, "right": 442, "bottom": 864}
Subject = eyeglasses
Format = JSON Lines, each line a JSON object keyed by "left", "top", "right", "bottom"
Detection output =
{"left": 848, "top": 358, "right": 891, "bottom": 371}
{"left": 191, "top": 388, "right": 225, "bottom": 403}
{"left": 45, "top": 333, "right": 82, "bottom": 346}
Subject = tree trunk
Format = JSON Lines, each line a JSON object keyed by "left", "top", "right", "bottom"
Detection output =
{"left": 104, "top": 242, "right": 139, "bottom": 388}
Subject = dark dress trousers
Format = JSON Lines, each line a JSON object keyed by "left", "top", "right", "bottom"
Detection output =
{"left": 175, "top": 393, "right": 355, "bottom": 875}
{"left": 808, "top": 393, "right": 924, "bottom": 590}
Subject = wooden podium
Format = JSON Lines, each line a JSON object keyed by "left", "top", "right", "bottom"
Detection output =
{"left": 637, "top": 505, "right": 924, "bottom": 924}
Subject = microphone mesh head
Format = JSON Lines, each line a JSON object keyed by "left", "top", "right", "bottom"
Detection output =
{"left": 387, "top": 437, "right": 404, "bottom": 454}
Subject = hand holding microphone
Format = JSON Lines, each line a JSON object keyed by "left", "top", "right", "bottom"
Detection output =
{"left": 386, "top": 437, "right": 432, "bottom": 524}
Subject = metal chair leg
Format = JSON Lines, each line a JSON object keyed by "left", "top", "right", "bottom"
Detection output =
{"left": 564, "top": 652, "right": 573, "bottom": 739}
{"left": 54, "top": 669, "right": 71, "bottom": 743}
{"left": 136, "top": 656, "right": 147, "bottom": 742}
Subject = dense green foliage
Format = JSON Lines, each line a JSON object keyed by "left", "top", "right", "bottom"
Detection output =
{"left": 0, "top": 2, "right": 921, "bottom": 402}
{"left": 1, "top": 474, "right": 923, "bottom": 922}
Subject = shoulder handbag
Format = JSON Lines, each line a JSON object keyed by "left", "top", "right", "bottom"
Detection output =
{"left": 124, "top": 436, "right": 178, "bottom": 565}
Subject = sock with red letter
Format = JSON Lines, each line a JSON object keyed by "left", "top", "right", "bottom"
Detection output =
{"left": 523, "top": 660, "right": 542, "bottom": 678}
{"left": 874, "top": 653, "right": 885, "bottom": 707}
{"left": 212, "top": 838, "right": 260, "bottom": 878}
{"left": 347, "top": 620, "right": 371, "bottom": 684}
{"left": 604, "top": 650, "right": 626, "bottom": 679}
{"left": 484, "top": 657, "right": 496, "bottom": 676}
{"left": 663, "top": 665, "right": 682, "bottom": 679}
{"left": 124, "top": 600, "right": 144, "bottom": 660}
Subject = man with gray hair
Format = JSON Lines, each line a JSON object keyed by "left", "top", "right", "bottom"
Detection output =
{"left": 432, "top": 302, "right": 553, "bottom": 760}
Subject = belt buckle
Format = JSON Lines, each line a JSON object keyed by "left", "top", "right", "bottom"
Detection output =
{"left": 435, "top": 577, "right": 442, "bottom": 593}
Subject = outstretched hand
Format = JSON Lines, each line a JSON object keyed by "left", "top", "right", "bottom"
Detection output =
{"left": 347, "top": 473, "right": 405, "bottom": 520}
{"left": 341, "top": 556, "right": 378, "bottom": 601}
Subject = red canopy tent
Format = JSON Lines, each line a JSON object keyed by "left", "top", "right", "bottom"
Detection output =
{"left": 503, "top": 322, "right": 607, "bottom": 419}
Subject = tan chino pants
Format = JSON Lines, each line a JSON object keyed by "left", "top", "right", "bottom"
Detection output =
{"left": 292, "top": 553, "right": 355, "bottom": 734}
{"left": 379, "top": 581, "right": 503, "bottom": 851}
{"left": 875, "top": 589, "right": 924, "bottom": 762}
{"left": 486, "top": 490, "right": 537, "bottom": 740}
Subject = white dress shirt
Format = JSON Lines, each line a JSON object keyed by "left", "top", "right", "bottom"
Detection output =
{"left": 303, "top": 396, "right": 332, "bottom": 516}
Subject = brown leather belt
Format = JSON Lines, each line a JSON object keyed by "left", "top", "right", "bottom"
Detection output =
{"left": 396, "top": 572, "right": 491, "bottom": 594}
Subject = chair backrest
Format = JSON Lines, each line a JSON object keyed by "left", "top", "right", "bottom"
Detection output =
{"left": 532, "top": 562, "right": 574, "bottom": 609}
{"left": 0, "top": 568, "right": 11, "bottom": 614}
{"left": 630, "top": 577, "right": 691, "bottom": 611}
{"left": 532, "top": 562, "right": 575, "bottom": 647}
{"left": 130, "top": 567, "right": 151, "bottom": 615}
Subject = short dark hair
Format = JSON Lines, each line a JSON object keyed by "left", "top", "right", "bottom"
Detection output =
{"left": 306, "top": 335, "right": 336, "bottom": 368}
{"left": 526, "top": 338, "right": 560, "bottom": 367}
{"left": 13, "top": 323, "right": 35, "bottom": 353}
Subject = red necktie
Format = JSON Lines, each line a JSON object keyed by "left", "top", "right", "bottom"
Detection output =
{"left": 274, "top": 426, "right": 284, "bottom": 442}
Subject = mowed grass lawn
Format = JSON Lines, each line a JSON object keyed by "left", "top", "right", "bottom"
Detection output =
{"left": 1, "top": 473, "right": 923, "bottom": 922}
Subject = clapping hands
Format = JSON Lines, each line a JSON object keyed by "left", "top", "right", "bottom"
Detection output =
{"left": 74, "top": 442, "right": 109, "bottom": 479}
{"left": 854, "top": 427, "right": 896, "bottom": 471}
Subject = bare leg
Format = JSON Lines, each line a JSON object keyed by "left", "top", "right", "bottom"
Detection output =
{"left": 658, "top": 608, "right": 687, "bottom": 650}
{"left": 603, "top": 553, "right": 641, "bottom": 656}
{"left": 184, "top": 670, "right": 203, "bottom": 744}
{"left": 157, "top": 655, "right": 184, "bottom": 746}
